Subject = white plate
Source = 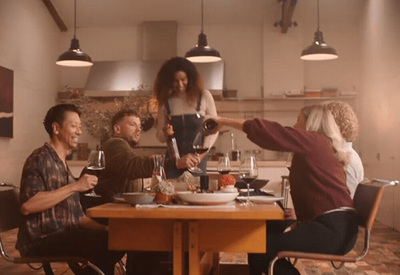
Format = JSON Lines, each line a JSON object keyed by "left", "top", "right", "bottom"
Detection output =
{"left": 237, "top": 196, "right": 283, "bottom": 204}
{"left": 176, "top": 191, "right": 239, "bottom": 205}
{"left": 260, "top": 189, "right": 274, "bottom": 194}
{"left": 239, "top": 188, "right": 255, "bottom": 192}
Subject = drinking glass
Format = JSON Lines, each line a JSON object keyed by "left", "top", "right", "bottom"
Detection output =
{"left": 217, "top": 153, "right": 231, "bottom": 175}
{"left": 188, "top": 131, "right": 211, "bottom": 174}
{"left": 85, "top": 150, "right": 105, "bottom": 197}
{"left": 238, "top": 155, "right": 258, "bottom": 206}
{"left": 151, "top": 154, "right": 166, "bottom": 189}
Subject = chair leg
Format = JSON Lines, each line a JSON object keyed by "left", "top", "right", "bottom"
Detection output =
{"left": 268, "top": 256, "right": 279, "bottom": 275}
{"left": 43, "top": 262, "right": 55, "bottom": 275}
{"left": 118, "top": 259, "right": 127, "bottom": 275}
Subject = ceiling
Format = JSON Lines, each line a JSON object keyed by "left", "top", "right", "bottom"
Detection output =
{"left": 48, "top": 0, "right": 279, "bottom": 30}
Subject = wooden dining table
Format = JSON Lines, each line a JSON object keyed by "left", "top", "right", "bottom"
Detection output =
{"left": 86, "top": 201, "right": 284, "bottom": 275}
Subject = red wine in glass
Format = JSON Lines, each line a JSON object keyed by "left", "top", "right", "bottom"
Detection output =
{"left": 218, "top": 170, "right": 231, "bottom": 175}
{"left": 189, "top": 131, "right": 211, "bottom": 174}
{"left": 85, "top": 150, "right": 105, "bottom": 197}
{"left": 193, "top": 146, "right": 209, "bottom": 155}
{"left": 238, "top": 155, "right": 258, "bottom": 206}
{"left": 240, "top": 174, "right": 257, "bottom": 184}
{"left": 86, "top": 166, "right": 104, "bottom": 177}
{"left": 217, "top": 153, "right": 231, "bottom": 175}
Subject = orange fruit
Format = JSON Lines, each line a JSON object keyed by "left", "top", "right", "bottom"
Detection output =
{"left": 219, "top": 174, "right": 236, "bottom": 187}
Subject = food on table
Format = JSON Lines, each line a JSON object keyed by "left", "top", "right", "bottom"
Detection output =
{"left": 219, "top": 174, "right": 236, "bottom": 187}
{"left": 178, "top": 171, "right": 198, "bottom": 191}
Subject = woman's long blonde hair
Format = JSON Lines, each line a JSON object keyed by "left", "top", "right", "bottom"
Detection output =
{"left": 303, "top": 105, "right": 349, "bottom": 166}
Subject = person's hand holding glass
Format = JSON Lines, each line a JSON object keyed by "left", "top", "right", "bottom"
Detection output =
{"left": 238, "top": 155, "right": 258, "bottom": 206}
{"left": 188, "top": 131, "right": 211, "bottom": 174}
{"left": 84, "top": 150, "right": 105, "bottom": 197}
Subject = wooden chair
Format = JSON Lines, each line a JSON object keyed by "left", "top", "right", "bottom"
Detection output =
{"left": 268, "top": 178, "right": 399, "bottom": 275}
{"left": 0, "top": 183, "right": 105, "bottom": 275}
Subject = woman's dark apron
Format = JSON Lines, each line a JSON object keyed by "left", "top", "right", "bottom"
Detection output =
{"left": 164, "top": 94, "right": 208, "bottom": 178}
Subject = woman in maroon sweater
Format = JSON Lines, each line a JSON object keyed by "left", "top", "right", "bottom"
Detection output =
{"left": 208, "top": 105, "right": 358, "bottom": 275}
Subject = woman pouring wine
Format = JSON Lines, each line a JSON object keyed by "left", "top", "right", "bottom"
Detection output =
{"left": 154, "top": 57, "right": 218, "bottom": 178}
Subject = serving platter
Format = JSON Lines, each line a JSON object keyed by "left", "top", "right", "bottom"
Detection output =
{"left": 176, "top": 191, "right": 239, "bottom": 205}
{"left": 236, "top": 196, "right": 283, "bottom": 204}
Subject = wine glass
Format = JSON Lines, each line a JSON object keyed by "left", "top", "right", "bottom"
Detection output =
{"left": 85, "top": 150, "right": 105, "bottom": 197}
{"left": 189, "top": 131, "right": 210, "bottom": 174}
{"left": 217, "top": 153, "right": 231, "bottom": 175}
{"left": 238, "top": 155, "right": 258, "bottom": 206}
{"left": 151, "top": 154, "right": 166, "bottom": 189}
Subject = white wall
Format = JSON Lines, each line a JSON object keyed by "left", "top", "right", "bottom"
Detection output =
{"left": 358, "top": 0, "right": 400, "bottom": 230}
{"left": 0, "top": 0, "right": 60, "bottom": 185}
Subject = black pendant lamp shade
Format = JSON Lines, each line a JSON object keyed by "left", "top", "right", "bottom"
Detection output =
{"left": 56, "top": 38, "right": 93, "bottom": 67}
{"left": 300, "top": 0, "right": 338, "bottom": 61}
{"left": 56, "top": 0, "right": 93, "bottom": 67}
{"left": 185, "top": 0, "right": 221, "bottom": 63}
{"left": 301, "top": 30, "right": 338, "bottom": 61}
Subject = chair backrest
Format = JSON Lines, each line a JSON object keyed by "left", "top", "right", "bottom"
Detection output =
{"left": 0, "top": 186, "right": 23, "bottom": 233}
{"left": 353, "top": 179, "right": 396, "bottom": 230}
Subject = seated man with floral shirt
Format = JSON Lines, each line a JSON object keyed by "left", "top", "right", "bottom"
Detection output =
{"left": 16, "top": 104, "right": 124, "bottom": 274}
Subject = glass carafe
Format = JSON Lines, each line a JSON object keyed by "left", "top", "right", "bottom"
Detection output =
{"left": 151, "top": 154, "right": 166, "bottom": 189}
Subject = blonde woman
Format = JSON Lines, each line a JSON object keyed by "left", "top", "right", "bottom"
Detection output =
{"left": 207, "top": 105, "right": 357, "bottom": 275}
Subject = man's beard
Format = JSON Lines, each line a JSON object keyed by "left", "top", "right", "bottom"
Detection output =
{"left": 128, "top": 139, "right": 138, "bottom": 148}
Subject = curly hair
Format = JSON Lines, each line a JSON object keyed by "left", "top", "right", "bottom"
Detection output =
{"left": 325, "top": 101, "right": 359, "bottom": 142}
{"left": 153, "top": 57, "right": 204, "bottom": 106}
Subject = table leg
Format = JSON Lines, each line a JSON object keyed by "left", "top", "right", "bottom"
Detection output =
{"left": 189, "top": 221, "right": 200, "bottom": 275}
{"left": 173, "top": 221, "right": 183, "bottom": 275}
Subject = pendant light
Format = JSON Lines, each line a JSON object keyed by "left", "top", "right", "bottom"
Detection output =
{"left": 185, "top": 0, "right": 222, "bottom": 63}
{"left": 56, "top": 0, "right": 93, "bottom": 67}
{"left": 300, "top": 0, "right": 338, "bottom": 61}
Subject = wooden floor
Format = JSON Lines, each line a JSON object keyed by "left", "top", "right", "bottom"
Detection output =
{"left": 1, "top": 221, "right": 400, "bottom": 274}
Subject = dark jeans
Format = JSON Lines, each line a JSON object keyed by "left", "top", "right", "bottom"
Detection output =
{"left": 248, "top": 210, "right": 359, "bottom": 275}
{"left": 26, "top": 229, "right": 124, "bottom": 275}
{"left": 80, "top": 193, "right": 109, "bottom": 225}
{"left": 126, "top": 251, "right": 173, "bottom": 275}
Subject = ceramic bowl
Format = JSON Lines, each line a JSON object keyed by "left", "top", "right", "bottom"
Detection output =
{"left": 123, "top": 192, "right": 155, "bottom": 205}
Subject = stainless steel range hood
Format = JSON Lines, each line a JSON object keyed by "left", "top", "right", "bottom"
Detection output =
{"left": 84, "top": 60, "right": 163, "bottom": 96}
{"left": 84, "top": 60, "right": 224, "bottom": 96}
{"left": 84, "top": 21, "right": 224, "bottom": 96}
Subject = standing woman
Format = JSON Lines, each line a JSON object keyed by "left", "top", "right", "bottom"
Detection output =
{"left": 154, "top": 57, "right": 218, "bottom": 178}
{"left": 207, "top": 105, "right": 358, "bottom": 274}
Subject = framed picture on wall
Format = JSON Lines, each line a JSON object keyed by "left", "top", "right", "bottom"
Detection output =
{"left": 0, "top": 66, "right": 14, "bottom": 138}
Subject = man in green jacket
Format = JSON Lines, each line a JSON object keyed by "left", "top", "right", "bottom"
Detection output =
{"left": 82, "top": 108, "right": 200, "bottom": 206}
